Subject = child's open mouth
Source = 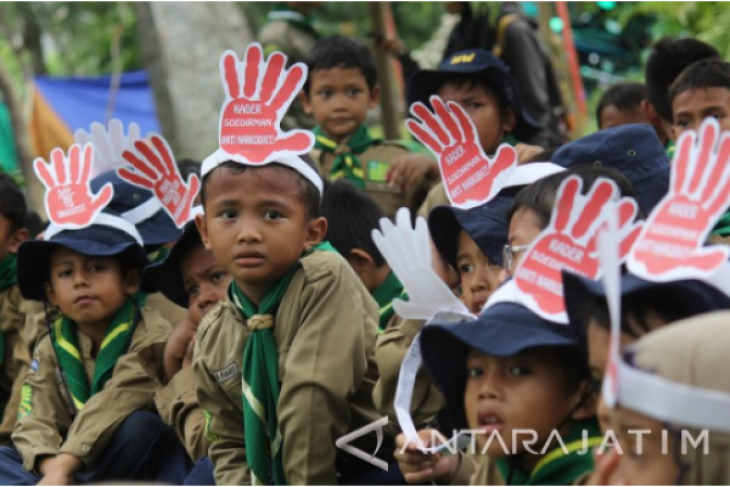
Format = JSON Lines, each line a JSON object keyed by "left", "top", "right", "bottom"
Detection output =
{"left": 477, "top": 411, "right": 505, "bottom": 433}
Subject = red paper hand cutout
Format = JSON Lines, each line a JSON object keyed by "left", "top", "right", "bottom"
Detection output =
{"left": 119, "top": 135, "right": 200, "bottom": 228}
{"left": 514, "top": 176, "right": 642, "bottom": 318}
{"left": 218, "top": 44, "right": 313, "bottom": 163}
{"left": 406, "top": 95, "right": 517, "bottom": 209}
{"left": 35, "top": 144, "right": 113, "bottom": 229}
{"left": 628, "top": 119, "right": 730, "bottom": 280}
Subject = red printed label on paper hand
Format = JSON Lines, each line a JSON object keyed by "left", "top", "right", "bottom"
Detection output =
{"left": 35, "top": 144, "right": 114, "bottom": 229}
{"left": 119, "top": 134, "right": 199, "bottom": 228}
{"left": 218, "top": 43, "right": 313, "bottom": 163}
{"left": 628, "top": 119, "right": 730, "bottom": 281}
{"left": 406, "top": 96, "right": 517, "bottom": 209}
{"left": 514, "top": 176, "right": 642, "bottom": 320}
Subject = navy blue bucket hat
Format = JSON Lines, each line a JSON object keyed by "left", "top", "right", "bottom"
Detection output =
{"left": 563, "top": 270, "right": 730, "bottom": 338}
{"left": 408, "top": 49, "right": 540, "bottom": 142}
{"left": 420, "top": 301, "right": 585, "bottom": 429}
{"left": 91, "top": 171, "right": 182, "bottom": 248}
{"left": 428, "top": 188, "right": 518, "bottom": 268}
{"left": 551, "top": 124, "right": 670, "bottom": 214}
{"left": 17, "top": 212, "right": 153, "bottom": 302}
{"left": 144, "top": 220, "right": 204, "bottom": 308}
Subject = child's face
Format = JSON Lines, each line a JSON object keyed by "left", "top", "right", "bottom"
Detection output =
{"left": 181, "top": 243, "right": 231, "bottom": 326}
{"left": 0, "top": 215, "right": 27, "bottom": 261}
{"left": 611, "top": 406, "right": 681, "bottom": 485}
{"left": 672, "top": 87, "right": 730, "bottom": 138}
{"left": 198, "top": 166, "right": 326, "bottom": 303}
{"left": 302, "top": 67, "right": 379, "bottom": 142}
{"left": 464, "top": 348, "right": 585, "bottom": 458}
{"left": 599, "top": 105, "right": 649, "bottom": 130}
{"left": 456, "top": 230, "right": 500, "bottom": 313}
{"left": 501, "top": 208, "right": 543, "bottom": 281}
{"left": 45, "top": 248, "right": 139, "bottom": 328}
{"left": 437, "top": 82, "right": 515, "bottom": 155}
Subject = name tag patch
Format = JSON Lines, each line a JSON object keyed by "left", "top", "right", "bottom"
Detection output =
{"left": 211, "top": 363, "right": 238, "bottom": 383}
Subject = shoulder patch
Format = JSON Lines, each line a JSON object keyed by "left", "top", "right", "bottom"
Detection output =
{"left": 18, "top": 384, "right": 33, "bottom": 420}
{"left": 211, "top": 363, "right": 238, "bottom": 383}
{"left": 29, "top": 359, "right": 39, "bottom": 375}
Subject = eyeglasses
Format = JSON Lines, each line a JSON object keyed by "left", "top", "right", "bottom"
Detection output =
{"left": 502, "top": 244, "right": 530, "bottom": 273}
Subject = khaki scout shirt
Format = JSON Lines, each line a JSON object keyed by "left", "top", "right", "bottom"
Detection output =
{"left": 145, "top": 293, "right": 188, "bottom": 328}
{"left": 311, "top": 142, "right": 428, "bottom": 218}
{"left": 141, "top": 342, "right": 208, "bottom": 461}
{"left": 12, "top": 307, "right": 172, "bottom": 472}
{"left": 193, "top": 251, "right": 382, "bottom": 485}
{"left": 372, "top": 319, "right": 444, "bottom": 436}
{"left": 0, "top": 288, "right": 50, "bottom": 444}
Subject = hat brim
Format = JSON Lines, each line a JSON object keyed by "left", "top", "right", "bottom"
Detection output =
{"left": 137, "top": 213, "right": 183, "bottom": 248}
{"left": 18, "top": 231, "right": 153, "bottom": 302}
{"left": 144, "top": 221, "right": 203, "bottom": 308}
{"left": 420, "top": 302, "right": 581, "bottom": 429}
{"left": 407, "top": 68, "right": 540, "bottom": 142}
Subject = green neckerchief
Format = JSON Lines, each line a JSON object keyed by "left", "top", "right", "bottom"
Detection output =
{"left": 712, "top": 210, "right": 730, "bottom": 237}
{"left": 495, "top": 419, "right": 601, "bottom": 485}
{"left": 268, "top": 3, "right": 319, "bottom": 38}
{"left": 666, "top": 139, "right": 676, "bottom": 159}
{"left": 314, "top": 125, "right": 378, "bottom": 188}
{"left": 371, "top": 271, "right": 406, "bottom": 332}
{"left": 50, "top": 297, "right": 137, "bottom": 412}
{"left": 503, "top": 133, "right": 520, "bottom": 147}
{"left": 230, "top": 241, "right": 336, "bottom": 486}
{"left": 0, "top": 253, "right": 17, "bottom": 368}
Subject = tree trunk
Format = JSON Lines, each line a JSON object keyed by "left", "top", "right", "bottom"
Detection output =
{"left": 133, "top": 2, "right": 254, "bottom": 161}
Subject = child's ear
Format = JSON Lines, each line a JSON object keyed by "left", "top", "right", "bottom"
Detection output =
{"left": 195, "top": 213, "right": 212, "bottom": 251}
{"left": 9, "top": 228, "right": 29, "bottom": 254}
{"left": 304, "top": 217, "right": 328, "bottom": 251}
{"left": 123, "top": 268, "right": 142, "bottom": 296}
{"left": 348, "top": 248, "right": 376, "bottom": 272}
{"left": 502, "top": 106, "right": 517, "bottom": 134}
{"left": 44, "top": 281, "right": 58, "bottom": 307}
{"left": 299, "top": 90, "right": 314, "bottom": 115}
{"left": 368, "top": 85, "right": 382, "bottom": 110}
{"left": 570, "top": 380, "right": 599, "bottom": 421}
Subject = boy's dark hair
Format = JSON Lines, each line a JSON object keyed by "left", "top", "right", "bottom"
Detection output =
{"left": 177, "top": 158, "right": 201, "bottom": 182}
{"left": 669, "top": 59, "right": 730, "bottom": 104}
{"left": 320, "top": 180, "right": 386, "bottom": 266}
{"left": 0, "top": 173, "right": 27, "bottom": 231}
{"left": 540, "top": 346, "right": 591, "bottom": 395}
{"left": 507, "top": 165, "right": 639, "bottom": 230}
{"left": 645, "top": 38, "right": 720, "bottom": 123}
{"left": 436, "top": 74, "right": 511, "bottom": 120}
{"left": 304, "top": 35, "right": 378, "bottom": 93}
{"left": 596, "top": 83, "right": 646, "bottom": 128}
{"left": 24, "top": 210, "right": 46, "bottom": 238}
{"left": 200, "top": 155, "right": 321, "bottom": 220}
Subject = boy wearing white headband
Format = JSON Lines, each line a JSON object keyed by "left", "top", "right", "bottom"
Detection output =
{"left": 192, "top": 45, "right": 390, "bottom": 485}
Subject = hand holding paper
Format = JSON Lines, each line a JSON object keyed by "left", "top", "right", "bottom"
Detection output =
{"left": 629, "top": 119, "right": 730, "bottom": 280}
{"left": 119, "top": 135, "right": 199, "bottom": 228}
{"left": 35, "top": 144, "right": 113, "bottom": 228}
{"left": 218, "top": 44, "right": 313, "bottom": 163}
{"left": 372, "top": 208, "right": 470, "bottom": 319}
{"left": 405, "top": 95, "right": 517, "bottom": 209}
{"left": 514, "top": 176, "right": 642, "bottom": 319}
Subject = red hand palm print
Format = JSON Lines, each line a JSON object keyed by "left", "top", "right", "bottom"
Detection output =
{"left": 34, "top": 144, "right": 113, "bottom": 228}
{"left": 218, "top": 44, "right": 312, "bottom": 163}
{"left": 406, "top": 96, "right": 517, "bottom": 209}
{"left": 119, "top": 135, "right": 200, "bottom": 228}
{"left": 515, "top": 176, "right": 642, "bottom": 317}
{"left": 629, "top": 119, "right": 730, "bottom": 278}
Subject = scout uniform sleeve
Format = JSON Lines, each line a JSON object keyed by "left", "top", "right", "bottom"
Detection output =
{"left": 277, "top": 256, "right": 379, "bottom": 485}
{"left": 12, "top": 335, "right": 71, "bottom": 472}
{"left": 57, "top": 310, "right": 171, "bottom": 469}
{"left": 193, "top": 306, "right": 250, "bottom": 486}
{"left": 159, "top": 367, "right": 208, "bottom": 461}
{"left": 372, "top": 319, "right": 444, "bottom": 426}
{"left": 0, "top": 286, "right": 30, "bottom": 439}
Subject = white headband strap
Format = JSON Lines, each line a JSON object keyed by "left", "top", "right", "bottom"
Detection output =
{"left": 45, "top": 213, "right": 144, "bottom": 247}
{"left": 121, "top": 197, "right": 162, "bottom": 225}
{"left": 201, "top": 149, "right": 323, "bottom": 195}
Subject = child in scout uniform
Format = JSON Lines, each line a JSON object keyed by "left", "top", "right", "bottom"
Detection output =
{"left": 408, "top": 49, "right": 542, "bottom": 219}
{"left": 194, "top": 152, "right": 391, "bottom": 484}
{"left": 302, "top": 35, "right": 439, "bottom": 217}
{"left": 143, "top": 207, "right": 231, "bottom": 463}
{"left": 0, "top": 175, "right": 32, "bottom": 445}
{"left": 396, "top": 292, "right": 601, "bottom": 485}
{"left": 0, "top": 145, "right": 191, "bottom": 485}
{"left": 320, "top": 180, "right": 406, "bottom": 332}
{"left": 606, "top": 312, "right": 730, "bottom": 485}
